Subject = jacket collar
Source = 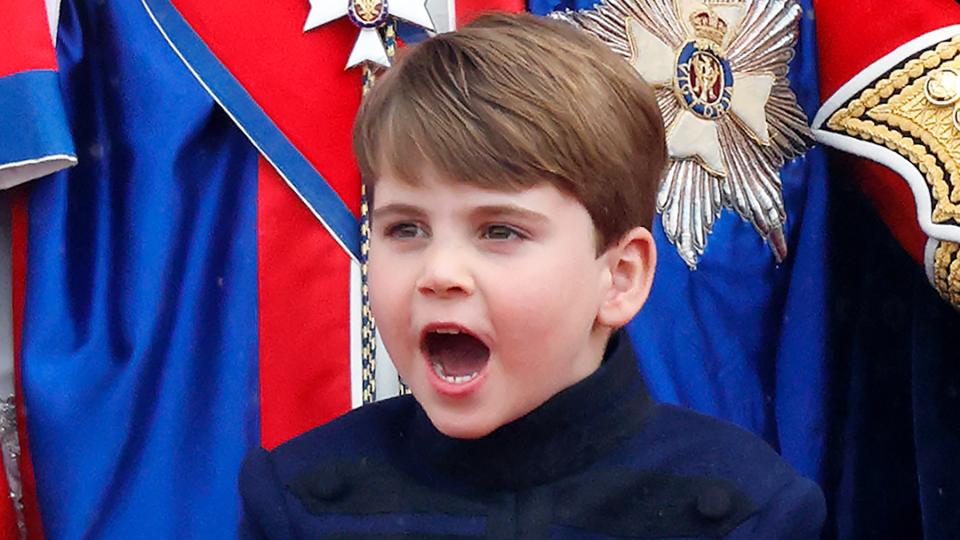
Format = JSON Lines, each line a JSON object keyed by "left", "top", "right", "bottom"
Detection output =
{"left": 402, "top": 331, "right": 654, "bottom": 491}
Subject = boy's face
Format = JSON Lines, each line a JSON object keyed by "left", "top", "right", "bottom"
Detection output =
{"left": 369, "top": 172, "right": 615, "bottom": 439}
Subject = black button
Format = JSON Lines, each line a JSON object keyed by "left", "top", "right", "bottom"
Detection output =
{"left": 696, "top": 485, "right": 732, "bottom": 520}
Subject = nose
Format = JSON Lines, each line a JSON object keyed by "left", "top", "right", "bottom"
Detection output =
{"left": 415, "top": 243, "right": 474, "bottom": 298}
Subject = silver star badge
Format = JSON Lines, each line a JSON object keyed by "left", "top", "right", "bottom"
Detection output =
{"left": 556, "top": 0, "right": 813, "bottom": 268}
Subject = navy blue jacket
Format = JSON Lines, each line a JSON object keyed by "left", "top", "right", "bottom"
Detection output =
{"left": 240, "top": 336, "right": 825, "bottom": 539}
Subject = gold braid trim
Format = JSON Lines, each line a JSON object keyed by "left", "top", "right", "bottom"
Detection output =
{"left": 360, "top": 64, "right": 377, "bottom": 404}
{"left": 827, "top": 36, "right": 960, "bottom": 226}
{"left": 933, "top": 240, "right": 960, "bottom": 309}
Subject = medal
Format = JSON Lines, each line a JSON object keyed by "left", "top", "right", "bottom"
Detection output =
{"left": 557, "top": 0, "right": 813, "bottom": 267}
{"left": 304, "top": 0, "right": 435, "bottom": 68}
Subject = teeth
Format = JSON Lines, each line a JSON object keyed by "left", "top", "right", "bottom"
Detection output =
{"left": 431, "top": 362, "right": 478, "bottom": 384}
{"left": 433, "top": 328, "right": 461, "bottom": 335}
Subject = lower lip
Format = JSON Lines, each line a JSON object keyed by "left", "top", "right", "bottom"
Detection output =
{"left": 424, "top": 356, "right": 489, "bottom": 397}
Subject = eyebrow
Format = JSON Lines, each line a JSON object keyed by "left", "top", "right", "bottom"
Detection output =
{"left": 370, "top": 203, "right": 550, "bottom": 224}
{"left": 371, "top": 203, "right": 427, "bottom": 222}
{"left": 470, "top": 204, "right": 549, "bottom": 224}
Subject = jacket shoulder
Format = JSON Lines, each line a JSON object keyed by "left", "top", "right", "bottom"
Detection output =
{"left": 638, "top": 405, "right": 811, "bottom": 491}
{"left": 623, "top": 404, "right": 825, "bottom": 537}
{"left": 238, "top": 447, "right": 295, "bottom": 539}
{"left": 265, "top": 395, "right": 417, "bottom": 482}
{"left": 238, "top": 396, "right": 418, "bottom": 538}
{"left": 722, "top": 472, "right": 825, "bottom": 540}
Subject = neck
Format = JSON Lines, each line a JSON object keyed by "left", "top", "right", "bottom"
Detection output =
{"left": 399, "top": 332, "right": 654, "bottom": 491}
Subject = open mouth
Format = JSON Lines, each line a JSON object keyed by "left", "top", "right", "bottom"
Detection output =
{"left": 422, "top": 326, "right": 491, "bottom": 385}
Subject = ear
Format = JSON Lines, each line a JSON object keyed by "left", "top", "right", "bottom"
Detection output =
{"left": 597, "top": 226, "right": 656, "bottom": 328}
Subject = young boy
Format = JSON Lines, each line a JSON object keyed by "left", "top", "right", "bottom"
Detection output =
{"left": 240, "top": 12, "right": 825, "bottom": 539}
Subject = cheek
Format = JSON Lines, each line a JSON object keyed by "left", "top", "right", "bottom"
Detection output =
{"left": 367, "top": 242, "right": 408, "bottom": 314}
{"left": 490, "top": 255, "right": 602, "bottom": 338}
{"left": 367, "top": 251, "right": 410, "bottom": 353}
{"left": 367, "top": 255, "right": 390, "bottom": 322}
{"left": 518, "top": 249, "right": 601, "bottom": 306}
{"left": 367, "top": 251, "right": 430, "bottom": 386}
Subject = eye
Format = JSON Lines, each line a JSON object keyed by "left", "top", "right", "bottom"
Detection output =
{"left": 480, "top": 224, "right": 525, "bottom": 241}
{"left": 383, "top": 222, "right": 428, "bottom": 239}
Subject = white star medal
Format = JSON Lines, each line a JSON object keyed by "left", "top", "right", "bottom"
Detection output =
{"left": 304, "top": 0, "right": 435, "bottom": 68}
{"left": 558, "top": 0, "right": 813, "bottom": 268}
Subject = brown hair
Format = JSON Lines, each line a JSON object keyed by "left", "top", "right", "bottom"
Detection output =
{"left": 353, "top": 11, "right": 666, "bottom": 249}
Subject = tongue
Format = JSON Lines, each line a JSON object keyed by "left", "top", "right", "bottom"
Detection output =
{"left": 427, "top": 333, "right": 489, "bottom": 377}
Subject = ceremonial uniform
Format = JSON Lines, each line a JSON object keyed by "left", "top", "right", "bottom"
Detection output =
{"left": 239, "top": 335, "right": 825, "bottom": 539}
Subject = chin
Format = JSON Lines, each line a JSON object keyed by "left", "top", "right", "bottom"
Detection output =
{"left": 424, "top": 407, "right": 500, "bottom": 440}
